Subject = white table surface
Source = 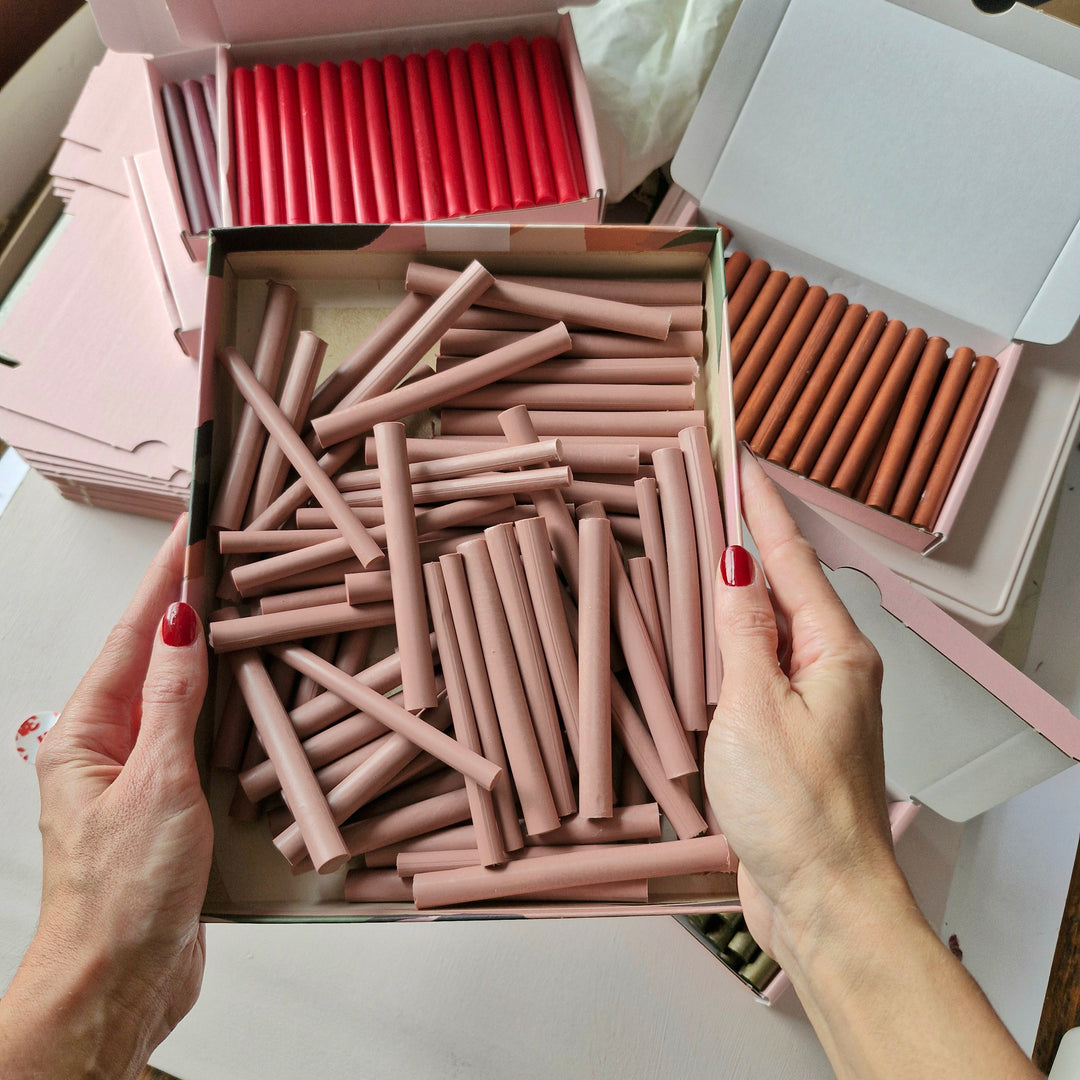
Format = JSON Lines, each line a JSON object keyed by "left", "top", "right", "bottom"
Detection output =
{"left": 2, "top": 453, "right": 1078, "bottom": 1079}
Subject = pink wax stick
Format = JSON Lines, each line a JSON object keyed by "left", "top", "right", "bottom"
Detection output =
{"left": 181, "top": 78, "right": 221, "bottom": 227}
{"left": 270, "top": 643, "right": 500, "bottom": 790}
{"left": 457, "top": 539, "right": 561, "bottom": 836}
{"left": 489, "top": 40, "right": 535, "bottom": 209}
{"left": 466, "top": 43, "right": 512, "bottom": 212}
{"left": 383, "top": 436, "right": 639, "bottom": 476}
{"left": 678, "top": 426, "right": 725, "bottom": 707}
{"left": 252, "top": 64, "right": 286, "bottom": 224}
{"left": 440, "top": 409, "right": 703, "bottom": 439}
{"left": 360, "top": 57, "right": 399, "bottom": 223}
{"left": 424, "top": 50, "right": 469, "bottom": 218}
{"left": 338, "top": 788, "right": 473, "bottom": 859}
{"left": 635, "top": 482, "right": 671, "bottom": 676}
{"left": 310, "top": 727, "right": 406, "bottom": 796}
{"left": 211, "top": 282, "right": 297, "bottom": 530}
{"left": 413, "top": 834, "right": 734, "bottom": 908}
{"left": 201, "top": 73, "right": 217, "bottom": 138}
{"left": 161, "top": 81, "right": 212, "bottom": 234}
{"left": 292, "top": 633, "right": 338, "bottom": 708}
{"left": 446, "top": 47, "right": 490, "bottom": 214}
{"left": 259, "top": 584, "right": 348, "bottom": 614}
{"left": 627, "top": 557, "right": 669, "bottom": 683}
{"left": 507, "top": 36, "right": 557, "bottom": 206}
{"left": 578, "top": 517, "right": 613, "bottom": 819}
{"left": 210, "top": 677, "right": 250, "bottom": 772}
{"left": 208, "top": 601, "right": 396, "bottom": 653}
{"left": 444, "top": 382, "right": 692, "bottom": 412}
{"left": 436, "top": 356, "right": 698, "bottom": 385}
{"left": 362, "top": 761, "right": 464, "bottom": 819}
{"left": 381, "top": 54, "right": 423, "bottom": 221}
{"left": 313, "top": 322, "right": 572, "bottom": 447}
{"left": 343, "top": 869, "right": 415, "bottom": 902}
{"left": 336, "top": 626, "right": 375, "bottom": 678}
{"left": 231, "top": 66, "right": 262, "bottom": 225}
{"left": 404, "top": 53, "right": 448, "bottom": 220}
{"left": 450, "top": 308, "right": 701, "bottom": 333}
{"left": 503, "top": 276, "right": 703, "bottom": 306}
{"left": 275, "top": 64, "right": 309, "bottom": 223}
{"left": 609, "top": 514, "right": 644, "bottom": 549}
{"left": 319, "top": 61, "right": 357, "bottom": 223}
{"left": 344, "top": 570, "right": 394, "bottom": 605}
{"left": 484, "top": 523, "right": 576, "bottom": 818}
{"left": 339, "top": 466, "right": 570, "bottom": 508}
{"left": 425, "top": 561, "right": 508, "bottom": 867}
{"left": 229, "top": 649, "right": 349, "bottom": 873}
{"left": 249, "top": 330, "right": 327, "bottom": 519}
{"left": 365, "top": 823, "right": 486, "bottom": 866}
{"left": 562, "top": 479, "right": 640, "bottom": 515}
{"left": 219, "top": 529, "right": 341, "bottom": 554}
{"left": 374, "top": 421, "right": 439, "bottom": 710}
{"left": 296, "top": 62, "right": 332, "bottom": 223}
{"left": 232, "top": 538, "right": 360, "bottom": 599}
{"left": 440, "top": 328, "right": 703, "bottom": 360}
{"left": 218, "top": 347, "right": 383, "bottom": 567}
{"left": 653, "top": 448, "right": 708, "bottom": 732}
{"left": 528, "top": 36, "right": 578, "bottom": 203}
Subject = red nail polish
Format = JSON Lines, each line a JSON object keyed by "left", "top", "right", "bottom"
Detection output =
{"left": 720, "top": 545, "right": 755, "bottom": 587}
{"left": 162, "top": 601, "right": 199, "bottom": 647}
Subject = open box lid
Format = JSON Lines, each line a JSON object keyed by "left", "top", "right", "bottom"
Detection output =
{"left": 672, "top": 0, "right": 1080, "bottom": 347}
{"left": 86, "top": 0, "right": 597, "bottom": 59}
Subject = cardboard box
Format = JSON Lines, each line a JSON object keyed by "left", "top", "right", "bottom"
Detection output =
{"left": 84, "top": 0, "right": 607, "bottom": 257}
{"left": 672, "top": 0, "right": 1080, "bottom": 561}
{"left": 186, "top": 222, "right": 1080, "bottom": 927}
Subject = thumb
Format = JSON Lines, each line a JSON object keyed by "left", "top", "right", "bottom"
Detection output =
{"left": 713, "top": 545, "right": 785, "bottom": 695}
{"left": 135, "top": 601, "right": 208, "bottom": 764}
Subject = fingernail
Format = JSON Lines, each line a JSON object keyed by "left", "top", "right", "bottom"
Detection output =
{"left": 162, "top": 601, "right": 199, "bottom": 647}
{"left": 720, "top": 545, "right": 755, "bottom": 587}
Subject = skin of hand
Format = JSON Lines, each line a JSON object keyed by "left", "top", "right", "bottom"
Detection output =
{"left": 0, "top": 516, "right": 212, "bottom": 1080}
{"left": 705, "top": 449, "right": 1041, "bottom": 1079}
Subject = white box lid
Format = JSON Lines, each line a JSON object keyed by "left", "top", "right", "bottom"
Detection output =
{"left": 87, "top": 0, "right": 595, "bottom": 58}
{"left": 673, "top": 0, "right": 1080, "bottom": 346}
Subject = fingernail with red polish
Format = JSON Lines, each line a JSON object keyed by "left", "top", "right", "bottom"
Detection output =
{"left": 162, "top": 601, "right": 199, "bottom": 647}
{"left": 720, "top": 545, "right": 755, "bottom": 587}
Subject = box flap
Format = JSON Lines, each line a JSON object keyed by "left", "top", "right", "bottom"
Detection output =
{"left": 87, "top": 0, "right": 597, "bottom": 56}
{"left": 772, "top": 486, "right": 1078, "bottom": 821}
{"left": 673, "top": 0, "right": 1080, "bottom": 345}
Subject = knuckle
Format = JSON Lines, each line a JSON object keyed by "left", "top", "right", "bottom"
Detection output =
{"left": 143, "top": 666, "right": 200, "bottom": 710}
{"left": 723, "top": 605, "right": 778, "bottom": 642}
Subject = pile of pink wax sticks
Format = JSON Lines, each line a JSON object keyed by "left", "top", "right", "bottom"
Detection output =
{"left": 205, "top": 259, "right": 738, "bottom": 910}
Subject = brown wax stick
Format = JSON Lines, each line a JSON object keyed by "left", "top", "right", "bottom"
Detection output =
{"left": 374, "top": 422, "right": 438, "bottom": 711}
{"left": 407, "top": 262, "right": 672, "bottom": 340}
{"left": 439, "top": 327, "right": 704, "bottom": 361}
{"left": 737, "top": 286, "right": 835, "bottom": 441}
{"left": 249, "top": 331, "right": 327, "bottom": 519}
{"left": 911, "top": 354, "right": 998, "bottom": 531}
{"left": 412, "top": 834, "right": 734, "bottom": 908}
{"left": 730, "top": 269, "right": 790, "bottom": 374}
{"left": 635, "top": 477, "right": 674, "bottom": 679}
{"left": 513, "top": 516, "right": 581, "bottom": 760}
{"left": 576, "top": 502, "right": 698, "bottom": 780}
{"left": 562, "top": 480, "right": 639, "bottom": 515}
{"left": 578, "top": 517, "right": 613, "bottom": 819}
{"left": 209, "top": 601, "right": 396, "bottom": 652}
{"left": 337, "top": 788, "right": 474, "bottom": 859}
{"left": 229, "top": 650, "right": 349, "bottom": 873}
{"left": 753, "top": 300, "right": 864, "bottom": 460}
{"left": 891, "top": 346, "right": 976, "bottom": 521}
{"left": 435, "top": 355, "right": 698, "bottom": 385}
{"left": 866, "top": 336, "right": 949, "bottom": 511}
{"left": 443, "top": 382, "right": 694, "bottom": 413}
{"left": 439, "top": 553, "right": 525, "bottom": 851}
{"left": 452, "top": 305, "right": 702, "bottom": 334}
{"left": 853, "top": 398, "right": 902, "bottom": 504}
{"left": 269, "top": 643, "right": 500, "bottom": 790}
{"left": 627, "top": 558, "right": 669, "bottom": 682}
{"left": 344, "top": 439, "right": 561, "bottom": 489}
{"left": 218, "top": 347, "right": 383, "bottom": 567}
{"left": 810, "top": 322, "right": 919, "bottom": 487}
{"left": 383, "top": 435, "right": 640, "bottom": 475}
{"left": 723, "top": 250, "right": 751, "bottom": 297}
{"left": 338, "top": 465, "right": 571, "bottom": 507}
{"left": 725, "top": 258, "right": 771, "bottom": 336}
{"left": 484, "top": 524, "right": 577, "bottom": 818}
{"left": 608, "top": 514, "right": 644, "bottom": 548}
{"left": 501, "top": 275, "right": 702, "bottom": 306}
{"left": 211, "top": 282, "right": 297, "bottom": 529}
{"left": 424, "top": 562, "right": 508, "bottom": 867}
{"left": 830, "top": 327, "right": 930, "bottom": 496}
{"left": 652, "top": 449, "right": 708, "bottom": 732}
{"left": 442, "top": 409, "right": 705, "bottom": 439}
{"left": 457, "top": 539, "right": 562, "bottom": 836}
{"left": 732, "top": 276, "right": 811, "bottom": 411}
{"left": 210, "top": 678, "right": 250, "bottom": 772}
{"left": 313, "top": 322, "right": 572, "bottom": 447}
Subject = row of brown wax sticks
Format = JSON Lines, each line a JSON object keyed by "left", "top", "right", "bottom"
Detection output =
{"left": 723, "top": 250, "right": 999, "bottom": 532}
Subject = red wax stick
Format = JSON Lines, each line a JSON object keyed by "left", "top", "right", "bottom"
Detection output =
{"left": 382, "top": 54, "right": 423, "bottom": 221}
{"left": 297, "top": 62, "right": 332, "bottom": 223}
{"left": 253, "top": 63, "right": 286, "bottom": 225}
{"left": 424, "top": 50, "right": 469, "bottom": 218}
{"left": 467, "top": 43, "right": 512, "bottom": 212}
{"left": 446, "top": 47, "right": 490, "bottom": 215}
{"left": 404, "top": 54, "right": 447, "bottom": 220}
{"left": 544, "top": 36, "right": 587, "bottom": 197}
{"left": 338, "top": 61, "right": 378, "bottom": 224}
{"left": 275, "top": 64, "right": 309, "bottom": 224}
{"left": 508, "top": 37, "right": 557, "bottom": 206}
{"left": 231, "top": 66, "right": 262, "bottom": 226}
{"left": 318, "top": 62, "right": 356, "bottom": 223}
{"left": 489, "top": 41, "right": 534, "bottom": 209}
{"left": 529, "top": 36, "right": 579, "bottom": 203}
{"left": 360, "top": 57, "right": 399, "bottom": 223}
